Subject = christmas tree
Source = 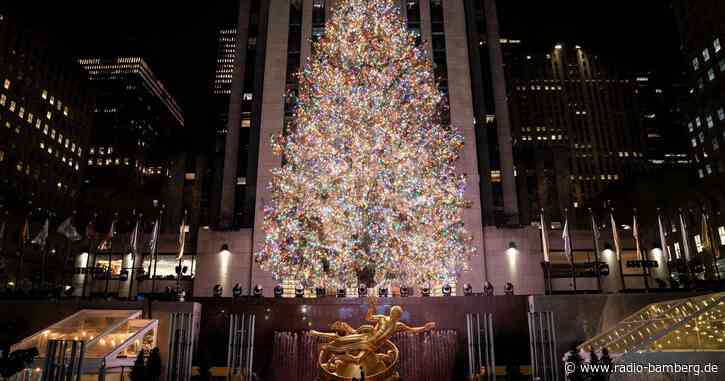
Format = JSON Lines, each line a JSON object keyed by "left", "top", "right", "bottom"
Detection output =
{"left": 255, "top": 0, "right": 474, "bottom": 289}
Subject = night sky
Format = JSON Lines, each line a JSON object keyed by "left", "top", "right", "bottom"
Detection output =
{"left": 5, "top": 0, "right": 683, "bottom": 141}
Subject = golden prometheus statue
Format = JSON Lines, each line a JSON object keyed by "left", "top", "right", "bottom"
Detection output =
{"left": 311, "top": 296, "right": 436, "bottom": 380}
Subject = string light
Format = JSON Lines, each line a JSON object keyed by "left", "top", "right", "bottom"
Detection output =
{"left": 255, "top": 0, "right": 474, "bottom": 288}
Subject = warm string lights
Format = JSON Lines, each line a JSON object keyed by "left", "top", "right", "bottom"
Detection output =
{"left": 255, "top": 0, "right": 474, "bottom": 288}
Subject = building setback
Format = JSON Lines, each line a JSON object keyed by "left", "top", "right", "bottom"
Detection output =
{"left": 77, "top": 57, "right": 186, "bottom": 230}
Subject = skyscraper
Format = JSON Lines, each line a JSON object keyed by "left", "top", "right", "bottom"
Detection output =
{"left": 0, "top": 10, "right": 95, "bottom": 217}
{"left": 508, "top": 45, "right": 647, "bottom": 223}
{"left": 78, "top": 57, "right": 185, "bottom": 226}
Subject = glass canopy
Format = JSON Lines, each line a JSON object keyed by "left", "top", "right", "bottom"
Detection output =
{"left": 11, "top": 309, "right": 158, "bottom": 375}
{"left": 578, "top": 292, "right": 725, "bottom": 354}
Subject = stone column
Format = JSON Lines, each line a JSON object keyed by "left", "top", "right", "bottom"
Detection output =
{"left": 443, "top": 0, "right": 485, "bottom": 290}
{"left": 220, "top": 0, "right": 252, "bottom": 228}
{"left": 418, "top": 0, "right": 433, "bottom": 58}
{"left": 252, "top": 0, "right": 291, "bottom": 294}
{"left": 484, "top": 0, "right": 519, "bottom": 225}
{"left": 300, "top": 0, "right": 314, "bottom": 66}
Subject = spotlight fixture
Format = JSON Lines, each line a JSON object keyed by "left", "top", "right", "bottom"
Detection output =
{"left": 213, "top": 284, "right": 223, "bottom": 298}
{"left": 463, "top": 283, "right": 473, "bottom": 296}
{"left": 358, "top": 284, "right": 368, "bottom": 297}
{"left": 220, "top": 243, "right": 230, "bottom": 252}
{"left": 421, "top": 287, "right": 431, "bottom": 297}
{"left": 400, "top": 286, "right": 411, "bottom": 297}
{"left": 119, "top": 270, "right": 129, "bottom": 282}
{"left": 232, "top": 283, "right": 243, "bottom": 298}
{"left": 504, "top": 282, "right": 514, "bottom": 295}
{"left": 253, "top": 285, "right": 263, "bottom": 297}
{"left": 295, "top": 285, "right": 305, "bottom": 298}
{"left": 315, "top": 287, "right": 326, "bottom": 297}
{"left": 442, "top": 284, "right": 452, "bottom": 296}
{"left": 337, "top": 288, "right": 346, "bottom": 298}
{"left": 378, "top": 288, "right": 388, "bottom": 297}
{"left": 274, "top": 284, "right": 284, "bottom": 298}
{"left": 483, "top": 281, "right": 494, "bottom": 296}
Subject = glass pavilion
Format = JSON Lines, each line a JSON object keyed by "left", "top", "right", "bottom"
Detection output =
{"left": 578, "top": 292, "right": 725, "bottom": 355}
{"left": 10, "top": 310, "right": 158, "bottom": 381}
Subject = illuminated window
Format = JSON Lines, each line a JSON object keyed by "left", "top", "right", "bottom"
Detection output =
{"left": 706, "top": 164, "right": 713, "bottom": 175}
{"left": 41, "top": 90, "right": 48, "bottom": 99}
{"left": 241, "top": 119, "right": 251, "bottom": 128}
{"left": 719, "top": 226, "right": 725, "bottom": 245}
{"left": 35, "top": 119, "right": 41, "bottom": 129}
{"left": 0, "top": 150, "right": 3, "bottom": 162}
{"left": 703, "top": 48, "right": 711, "bottom": 62}
{"left": 27, "top": 113, "right": 33, "bottom": 124}
{"left": 3, "top": 79, "right": 9, "bottom": 89}
{"left": 18, "top": 107, "right": 24, "bottom": 118}
{"left": 9, "top": 100, "right": 15, "bottom": 111}
{"left": 707, "top": 115, "right": 715, "bottom": 128}
{"left": 698, "top": 169, "right": 704, "bottom": 178}
{"left": 49, "top": 96, "right": 55, "bottom": 105}
{"left": 720, "top": 59, "right": 725, "bottom": 72}
{"left": 714, "top": 140, "right": 720, "bottom": 150}
{"left": 46, "top": 111, "right": 51, "bottom": 120}
{"left": 716, "top": 38, "right": 722, "bottom": 53}
{"left": 0, "top": 94, "right": 5, "bottom": 105}
{"left": 708, "top": 68, "right": 716, "bottom": 81}
{"left": 694, "top": 235, "right": 703, "bottom": 253}
{"left": 692, "top": 57, "right": 700, "bottom": 70}
{"left": 692, "top": 138, "right": 698, "bottom": 147}
{"left": 43, "top": 124, "right": 48, "bottom": 135}
{"left": 63, "top": 106, "right": 69, "bottom": 116}
{"left": 51, "top": 129, "right": 56, "bottom": 139}
{"left": 718, "top": 108, "right": 725, "bottom": 121}
{"left": 674, "top": 242, "right": 682, "bottom": 258}
{"left": 185, "top": 173, "right": 196, "bottom": 181}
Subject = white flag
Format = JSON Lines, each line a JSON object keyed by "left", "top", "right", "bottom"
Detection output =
{"left": 148, "top": 218, "right": 160, "bottom": 254}
{"left": 129, "top": 218, "right": 140, "bottom": 254}
{"left": 563, "top": 216, "right": 572, "bottom": 260}
{"left": 633, "top": 213, "right": 643, "bottom": 261}
{"left": 177, "top": 212, "right": 187, "bottom": 260}
{"left": 679, "top": 212, "right": 691, "bottom": 261}
{"left": 610, "top": 211, "right": 621, "bottom": 261}
{"left": 31, "top": 219, "right": 49, "bottom": 248}
{"left": 57, "top": 216, "right": 82, "bottom": 241}
{"left": 657, "top": 211, "right": 671, "bottom": 260}
{"left": 540, "top": 211, "right": 550, "bottom": 263}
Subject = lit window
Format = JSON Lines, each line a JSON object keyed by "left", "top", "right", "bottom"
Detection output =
{"left": 720, "top": 59, "right": 725, "bottom": 72}
{"left": 703, "top": 48, "right": 711, "bottom": 62}
{"left": 63, "top": 106, "right": 68, "bottom": 116}
{"left": 708, "top": 68, "right": 716, "bottom": 81}
{"left": 46, "top": 111, "right": 51, "bottom": 120}
{"left": 695, "top": 234, "right": 703, "bottom": 252}
{"left": 51, "top": 129, "right": 56, "bottom": 139}
{"left": 715, "top": 38, "right": 722, "bottom": 53}
{"left": 0, "top": 94, "right": 5, "bottom": 106}
{"left": 699, "top": 132, "right": 705, "bottom": 143}
{"left": 42, "top": 90, "right": 48, "bottom": 99}
{"left": 40, "top": 142, "right": 45, "bottom": 149}
{"left": 719, "top": 226, "right": 725, "bottom": 245}
{"left": 2, "top": 79, "right": 9, "bottom": 89}
{"left": 692, "top": 138, "right": 698, "bottom": 147}
{"left": 27, "top": 113, "right": 33, "bottom": 124}
{"left": 18, "top": 107, "right": 24, "bottom": 118}
{"left": 0, "top": 150, "right": 4, "bottom": 162}
{"left": 49, "top": 96, "right": 55, "bottom": 105}
{"left": 707, "top": 164, "right": 713, "bottom": 174}
{"left": 698, "top": 169, "right": 704, "bottom": 178}
{"left": 674, "top": 242, "right": 682, "bottom": 258}
{"left": 693, "top": 57, "right": 700, "bottom": 70}
{"left": 9, "top": 101, "right": 15, "bottom": 111}
{"left": 718, "top": 108, "right": 725, "bottom": 121}
{"left": 35, "top": 119, "right": 41, "bottom": 129}
{"left": 714, "top": 140, "right": 720, "bottom": 150}
{"left": 71, "top": 143, "right": 76, "bottom": 152}
{"left": 43, "top": 124, "right": 48, "bottom": 135}
{"left": 707, "top": 115, "right": 715, "bottom": 128}
{"left": 696, "top": 117, "right": 702, "bottom": 127}
{"left": 185, "top": 173, "right": 196, "bottom": 181}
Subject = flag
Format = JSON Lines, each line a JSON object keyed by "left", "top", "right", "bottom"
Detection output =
{"left": 540, "top": 210, "right": 550, "bottom": 263}
{"left": 31, "top": 219, "right": 49, "bottom": 248}
{"left": 633, "top": 212, "right": 643, "bottom": 261}
{"left": 177, "top": 212, "right": 187, "bottom": 260}
{"left": 610, "top": 210, "right": 622, "bottom": 261}
{"left": 98, "top": 219, "right": 116, "bottom": 251}
{"left": 20, "top": 218, "right": 30, "bottom": 247}
{"left": 701, "top": 212, "right": 712, "bottom": 253}
{"left": 591, "top": 212, "right": 600, "bottom": 241}
{"left": 57, "top": 216, "right": 82, "bottom": 241}
{"left": 148, "top": 218, "right": 160, "bottom": 254}
{"left": 657, "top": 210, "right": 671, "bottom": 260}
{"left": 562, "top": 215, "right": 572, "bottom": 260}
{"left": 129, "top": 218, "right": 140, "bottom": 255}
{"left": 679, "top": 211, "right": 691, "bottom": 261}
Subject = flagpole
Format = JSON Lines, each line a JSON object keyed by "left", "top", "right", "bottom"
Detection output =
{"left": 83, "top": 213, "right": 98, "bottom": 299}
{"left": 60, "top": 211, "right": 75, "bottom": 292}
{"left": 633, "top": 209, "right": 649, "bottom": 292}
{"left": 704, "top": 209, "right": 721, "bottom": 281}
{"left": 17, "top": 214, "right": 29, "bottom": 288}
{"left": 104, "top": 213, "right": 118, "bottom": 298}
{"left": 589, "top": 208, "right": 602, "bottom": 293}
{"left": 611, "top": 207, "right": 626, "bottom": 292}
{"left": 540, "top": 209, "right": 552, "bottom": 295}
{"left": 151, "top": 207, "right": 164, "bottom": 299}
{"left": 564, "top": 208, "right": 577, "bottom": 293}
{"left": 176, "top": 210, "right": 188, "bottom": 294}
{"left": 128, "top": 213, "right": 142, "bottom": 301}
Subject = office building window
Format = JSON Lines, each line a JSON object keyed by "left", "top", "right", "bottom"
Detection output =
{"left": 42, "top": 90, "right": 48, "bottom": 99}
{"left": 698, "top": 169, "right": 704, "bottom": 178}
{"left": 695, "top": 234, "right": 703, "bottom": 253}
{"left": 696, "top": 117, "right": 702, "bottom": 127}
{"left": 691, "top": 138, "right": 698, "bottom": 147}
{"left": 9, "top": 101, "right": 15, "bottom": 112}
{"left": 706, "top": 164, "right": 713, "bottom": 175}
{"left": 719, "top": 226, "right": 725, "bottom": 245}
{"left": 0, "top": 94, "right": 5, "bottom": 106}
{"left": 674, "top": 242, "right": 682, "bottom": 258}
{"left": 693, "top": 57, "right": 700, "bottom": 70}
{"left": 720, "top": 59, "right": 725, "bottom": 72}
{"left": 707, "top": 115, "right": 715, "bottom": 128}
{"left": 703, "top": 48, "right": 711, "bottom": 62}
{"left": 3, "top": 79, "right": 9, "bottom": 89}
{"left": 718, "top": 108, "right": 725, "bottom": 121}
{"left": 715, "top": 38, "right": 722, "bottom": 53}
{"left": 688, "top": 122, "right": 694, "bottom": 132}
{"left": 708, "top": 68, "right": 716, "bottom": 81}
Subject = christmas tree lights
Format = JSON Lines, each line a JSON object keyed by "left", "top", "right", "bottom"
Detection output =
{"left": 255, "top": 0, "right": 474, "bottom": 288}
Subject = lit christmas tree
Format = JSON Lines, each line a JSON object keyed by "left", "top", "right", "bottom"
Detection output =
{"left": 255, "top": 0, "right": 474, "bottom": 289}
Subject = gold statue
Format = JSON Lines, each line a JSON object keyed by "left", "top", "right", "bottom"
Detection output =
{"left": 311, "top": 296, "right": 436, "bottom": 380}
